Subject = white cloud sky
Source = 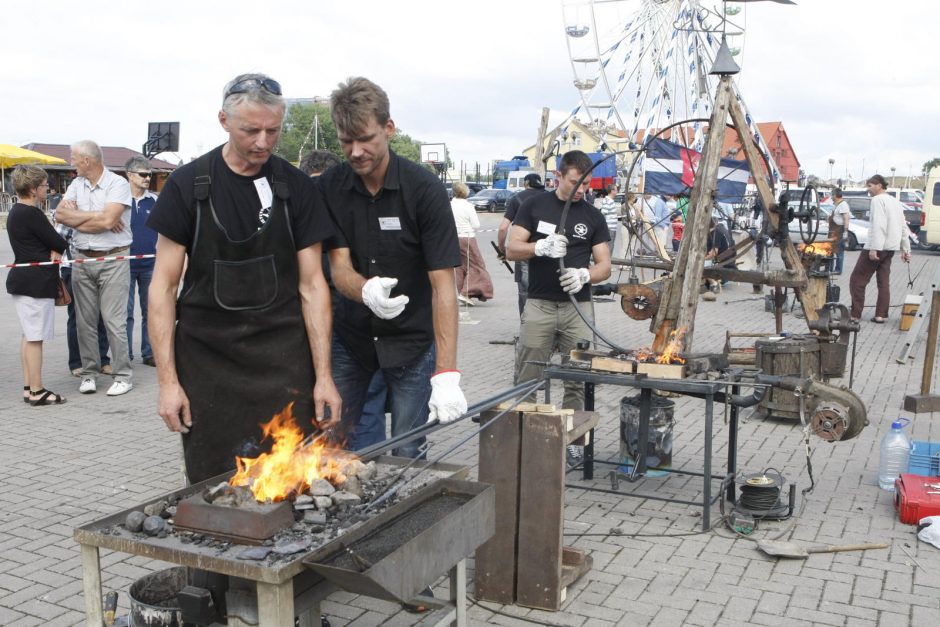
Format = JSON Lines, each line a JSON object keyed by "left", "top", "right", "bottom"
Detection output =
{"left": 2, "top": 0, "right": 934, "bottom": 182}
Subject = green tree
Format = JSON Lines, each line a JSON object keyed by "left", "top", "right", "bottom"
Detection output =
{"left": 276, "top": 102, "right": 340, "bottom": 164}
{"left": 923, "top": 157, "right": 940, "bottom": 177}
{"left": 276, "top": 102, "right": 430, "bottom": 167}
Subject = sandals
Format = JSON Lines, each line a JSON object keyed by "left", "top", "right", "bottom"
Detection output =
{"left": 871, "top": 317, "right": 886, "bottom": 324}
{"left": 23, "top": 385, "right": 30, "bottom": 404}
{"left": 29, "top": 388, "right": 67, "bottom": 406}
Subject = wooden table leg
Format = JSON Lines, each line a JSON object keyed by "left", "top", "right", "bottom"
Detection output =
{"left": 257, "top": 580, "right": 295, "bottom": 627}
{"left": 448, "top": 559, "right": 467, "bottom": 627}
{"left": 80, "top": 544, "right": 104, "bottom": 625}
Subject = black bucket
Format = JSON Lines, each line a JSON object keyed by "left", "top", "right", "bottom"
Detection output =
{"left": 619, "top": 393, "right": 675, "bottom": 476}
{"left": 128, "top": 567, "right": 186, "bottom": 626}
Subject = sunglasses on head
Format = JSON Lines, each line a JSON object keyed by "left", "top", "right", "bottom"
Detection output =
{"left": 224, "top": 77, "right": 282, "bottom": 99}
{"left": 133, "top": 171, "right": 152, "bottom": 178}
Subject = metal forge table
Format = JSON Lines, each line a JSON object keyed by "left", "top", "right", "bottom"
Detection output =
{"left": 74, "top": 458, "right": 489, "bottom": 627}
{"left": 544, "top": 366, "right": 751, "bottom": 530}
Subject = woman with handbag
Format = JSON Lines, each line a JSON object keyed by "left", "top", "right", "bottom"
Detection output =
{"left": 5, "top": 165, "right": 69, "bottom": 406}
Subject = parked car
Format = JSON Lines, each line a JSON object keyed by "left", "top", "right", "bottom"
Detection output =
{"left": 467, "top": 188, "right": 514, "bottom": 212}
{"left": 844, "top": 196, "right": 922, "bottom": 242}
{"left": 445, "top": 181, "right": 485, "bottom": 200}
{"left": 788, "top": 202, "right": 870, "bottom": 251}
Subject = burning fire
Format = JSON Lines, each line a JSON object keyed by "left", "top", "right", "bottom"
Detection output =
{"left": 632, "top": 328, "right": 687, "bottom": 365}
{"left": 656, "top": 328, "right": 687, "bottom": 364}
{"left": 229, "top": 404, "right": 356, "bottom": 503}
{"left": 798, "top": 242, "right": 834, "bottom": 256}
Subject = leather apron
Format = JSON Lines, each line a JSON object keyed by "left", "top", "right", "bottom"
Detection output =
{"left": 175, "top": 156, "right": 316, "bottom": 484}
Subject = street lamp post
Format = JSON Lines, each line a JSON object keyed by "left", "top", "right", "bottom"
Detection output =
{"left": 890, "top": 167, "right": 896, "bottom": 187}
{"left": 828, "top": 158, "right": 835, "bottom": 183}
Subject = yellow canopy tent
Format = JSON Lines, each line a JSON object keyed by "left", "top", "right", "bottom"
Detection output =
{"left": 0, "top": 144, "right": 68, "bottom": 193}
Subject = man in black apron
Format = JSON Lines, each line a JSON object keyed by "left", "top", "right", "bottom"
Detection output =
{"left": 147, "top": 73, "right": 340, "bottom": 484}
{"left": 318, "top": 77, "right": 467, "bottom": 459}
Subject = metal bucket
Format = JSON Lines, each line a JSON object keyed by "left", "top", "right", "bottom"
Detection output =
{"left": 755, "top": 335, "right": 820, "bottom": 420}
{"left": 620, "top": 394, "right": 675, "bottom": 475}
{"left": 128, "top": 566, "right": 186, "bottom": 626}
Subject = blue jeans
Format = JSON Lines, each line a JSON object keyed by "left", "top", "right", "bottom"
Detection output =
{"left": 127, "top": 265, "right": 153, "bottom": 360}
{"left": 348, "top": 371, "right": 388, "bottom": 450}
{"left": 331, "top": 338, "right": 435, "bottom": 458}
{"left": 62, "top": 266, "right": 110, "bottom": 371}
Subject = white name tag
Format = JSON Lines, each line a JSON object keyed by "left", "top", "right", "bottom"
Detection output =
{"left": 536, "top": 220, "right": 556, "bottom": 236}
{"left": 254, "top": 178, "right": 273, "bottom": 210}
{"left": 379, "top": 217, "right": 402, "bottom": 231}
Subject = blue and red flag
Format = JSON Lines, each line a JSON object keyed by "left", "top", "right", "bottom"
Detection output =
{"left": 643, "top": 137, "right": 750, "bottom": 203}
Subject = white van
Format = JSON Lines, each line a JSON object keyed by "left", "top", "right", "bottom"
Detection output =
{"left": 924, "top": 167, "right": 940, "bottom": 245}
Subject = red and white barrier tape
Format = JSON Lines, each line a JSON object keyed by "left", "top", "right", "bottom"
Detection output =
{"left": 2, "top": 254, "right": 156, "bottom": 269}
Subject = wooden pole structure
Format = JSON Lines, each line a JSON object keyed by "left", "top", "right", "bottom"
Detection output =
{"left": 534, "top": 107, "right": 550, "bottom": 180}
{"left": 651, "top": 75, "right": 733, "bottom": 353}
{"left": 903, "top": 290, "right": 940, "bottom": 412}
{"left": 725, "top": 92, "right": 814, "bottom": 321}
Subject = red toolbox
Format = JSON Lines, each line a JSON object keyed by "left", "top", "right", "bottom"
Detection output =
{"left": 895, "top": 473, "right": 940, "bottom": 524}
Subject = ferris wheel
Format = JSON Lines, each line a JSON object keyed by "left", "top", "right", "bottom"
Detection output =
{"left": 560, "top": 0, "right": 782, "bottom": 184}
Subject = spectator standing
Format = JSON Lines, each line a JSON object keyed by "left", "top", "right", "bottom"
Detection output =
{"left": 642, "top": 192, "right": 670, "bottom": 251}
{"left": 54, "top": 140, "right": 134, "bottom": 397}
{"left": 849, "top": 174, "right": 911, "bottom": 323}
{"left": 6, "top": 165, "right": 68, "bottom": 405}
{"left": 671, "top": 213, "right": 684, "bottom": 252}
{"left": 829, "top": 188, "right": 851, "bottom": 274}
{"left": 124, "top": 156, "right": 158, "bottom": 366}
{"left": 451, "top": 181, "right": 493, "bottom": 305}
{"left": 498, "top": 173, "right": 546, "bottom": 316}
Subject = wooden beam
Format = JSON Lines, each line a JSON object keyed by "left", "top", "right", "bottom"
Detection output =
{"left": 725, "top": 91, "right": 815, "bottom": 322}
{"left": 652, "top": 75, "right": 734, "bottom": 353}
{"left": 534, "top": 107, "right": 550, "bottom": 180}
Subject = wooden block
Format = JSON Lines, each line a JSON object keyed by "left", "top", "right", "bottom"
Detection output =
{"left": 635, "top": 361, "right": 686, "bottom": 379}
{"left": 590, "top": 356, "right": 635, "bottom": 374}
{"left": 474, "top": 409, "right": 522, "bottom": 605}
{"left": 566, "top": 411, "right": 600, "bottom": 446}
{"left": 516, "top": 412, "right": 566, "bottom": 611}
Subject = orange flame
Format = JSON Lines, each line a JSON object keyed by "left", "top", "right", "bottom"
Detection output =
{"left": 229, "top": 404, "right": 356, "bottom": 503}
{"left": 656, "top": 328, "right": 687, "bottom": 364}
{"left": 798, "top": 241, "right": 834, "bottom": 256}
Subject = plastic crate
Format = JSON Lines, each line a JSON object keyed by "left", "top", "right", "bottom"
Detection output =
{"left": 908, "top": 440, "right": 940, "bottom": 477}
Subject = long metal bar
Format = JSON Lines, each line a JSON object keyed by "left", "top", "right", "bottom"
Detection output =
{"left": 703, "top": 393, "right": 713, "bottom": 529}
{"left": 896, "top": 264, "right": 940, "bottom": 363}
{"left": 357, "top": 380, "right": 544, "bottom": 461}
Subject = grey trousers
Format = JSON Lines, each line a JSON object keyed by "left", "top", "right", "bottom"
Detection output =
{"left": 72, "top": 253, "right": 132, "bottom": 383}
{"left": 515, "top": 298, "right": 593, "bottom": 410}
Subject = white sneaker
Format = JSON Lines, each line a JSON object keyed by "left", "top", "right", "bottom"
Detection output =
{"left": 79, "top": 378, "right": 96, "bottom": 394}
{"left": 106, "top": 381, "right": 133, "bottom": 397}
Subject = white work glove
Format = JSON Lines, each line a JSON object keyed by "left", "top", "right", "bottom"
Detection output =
{"left": 428, "top": 371, "right": 468, "bottom": 425}
{"left": 361, "top": 276, "right": 409, "bottom": 320}
{"left": 534, "top": 233, "right": 568, "bottom": 258}
{"left": 559, "top": 267, "right": 591, "bottom": 293}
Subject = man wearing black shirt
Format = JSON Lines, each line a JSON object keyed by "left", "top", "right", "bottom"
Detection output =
{"left": 507, "top": 150, "right": 611, "bottom": 409}
{"left": 319, "top": 77, "right": 466, "bottom": 458}
{"left": 147, "top": 73, "right": 340, "bottom": 483}
{"left": 498, "top": 172, "right": 546, "bottom": 316}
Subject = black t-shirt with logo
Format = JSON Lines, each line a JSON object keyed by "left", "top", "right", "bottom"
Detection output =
{"left": 514, "top": 191, "right": 608, "bottom": 302}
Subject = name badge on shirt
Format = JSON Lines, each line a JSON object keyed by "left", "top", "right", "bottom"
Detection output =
{"left": 254, "top": 177, "right": 273, "bottom": 210}
{"left": 379, "top": 217, "right": 402, "bottom": 231}
{"left": 536, "top": 220, "right": 556, "bottom": 236}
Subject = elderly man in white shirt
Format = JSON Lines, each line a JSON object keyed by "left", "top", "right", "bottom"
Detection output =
{"left": 54, "top": 140, "right": 134, "bottom": 396}
{"left": 848, "top": 174, "right": 911, "bottom": 323}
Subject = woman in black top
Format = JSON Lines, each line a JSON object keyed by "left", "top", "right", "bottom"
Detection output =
{"left": 6, "top": 165, "right": 68, "bottom": 406}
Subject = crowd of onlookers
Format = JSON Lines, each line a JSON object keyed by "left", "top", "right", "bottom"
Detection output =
{"left": 5, "top": 144, "right": 157, "bottom": 406}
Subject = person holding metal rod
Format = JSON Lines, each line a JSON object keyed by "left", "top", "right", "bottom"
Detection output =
{"left": 147, "top": 73, "right": 340, "bottom": 484}
{"left": 507, "top": 150, "right": 611, "bottom": 411}
{"left": 317, "top": 77, "right": 467, "bottom": 462}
